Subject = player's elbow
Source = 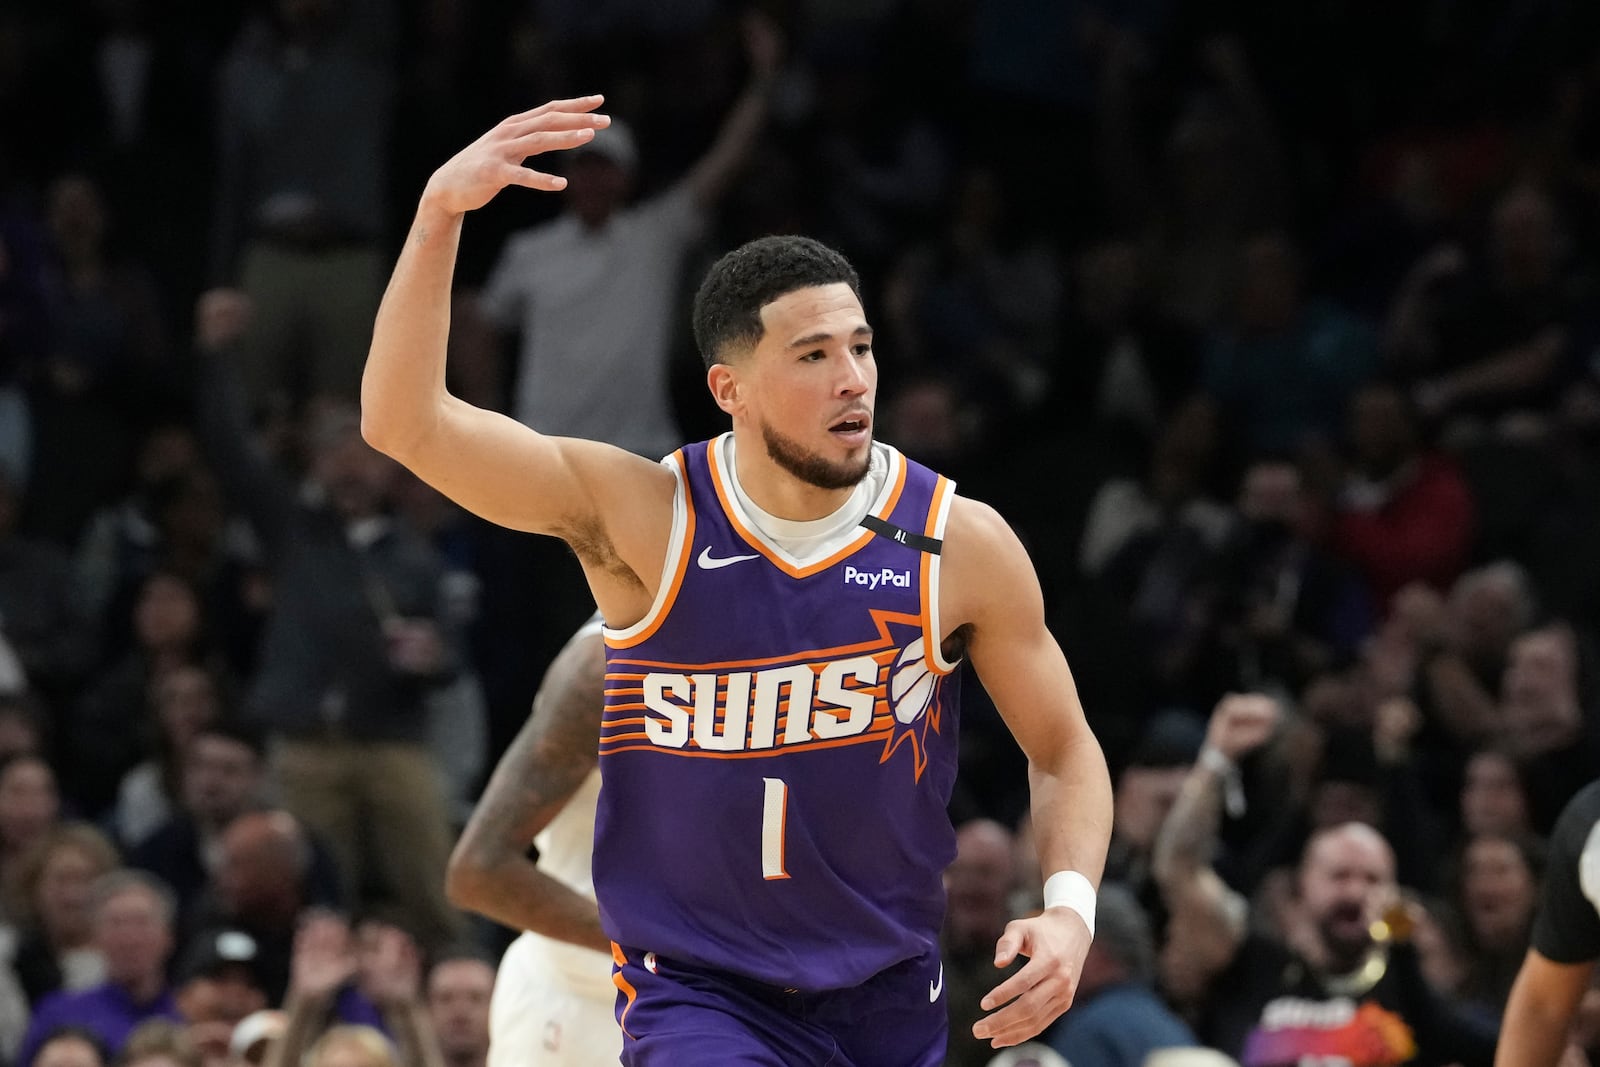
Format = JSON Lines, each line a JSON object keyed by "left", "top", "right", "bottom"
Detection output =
{"left": 360, "top": 406, "right": 411, "bottom": 461}
{"left": 444, "top": 838, "right": 492, "bottom": 912}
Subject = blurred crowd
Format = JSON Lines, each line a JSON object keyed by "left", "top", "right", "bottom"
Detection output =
{"left": 2, "top": 0, "right": 1600, "bottom": 1064}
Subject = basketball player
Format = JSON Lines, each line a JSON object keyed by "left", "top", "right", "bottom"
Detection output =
{"left": 1495, "top": 777, "right": 1600, "bottom": 1067}
{"left": 445, "top": 615, "right": 616, "bottom": 1066}
{"left": 362, "top": 97, "right": 1114, "bottom": 1062}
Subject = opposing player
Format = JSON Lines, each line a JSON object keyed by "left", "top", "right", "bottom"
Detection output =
{"left": 362, "top": 97, "right": 1114, "bottom": 1062}
{"left": 445, "top": 615, "right": 616, "bottom": 1066}
{"left": 1495, "top": 777, "right": 1600, "bottom": 1067}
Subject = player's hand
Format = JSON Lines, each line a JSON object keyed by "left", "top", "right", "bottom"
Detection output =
{"left": 419, "top": 97, "right": 611, "bottom": 218}
{"left": 972, "top": 907, "right": 1092, "bottom": 1049}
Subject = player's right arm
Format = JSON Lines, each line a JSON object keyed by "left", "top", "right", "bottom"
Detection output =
{"left": 360, "top": 99, "right": 674, "bottom": 570}
{"left": 445, "top": 622, "right": 609, "bottom": 953}
{"left": 1496, "top": 949, "right": 1596, "bottom": 1067}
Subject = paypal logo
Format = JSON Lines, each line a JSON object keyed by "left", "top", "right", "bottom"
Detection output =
{"left": 843, "top": 565, "right": 911, "bottom": 590}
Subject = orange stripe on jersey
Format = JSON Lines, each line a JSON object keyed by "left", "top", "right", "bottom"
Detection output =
{"left": 921, "top": 474, "right": 957, "bottom": 678}
{"left": 606, "top": 451, "right": 697, "bottom": 650}
{"left": 610, "top": 942, "right": 638, "bottom": 1039}
{"left": 606, "top": 609, "right": 922, "bottom": 674}
{"left": 705, "top": 435, "right": 910, "bottom": 579}
{"left": 599, "top": 727, "right": 895, "bottom": 759}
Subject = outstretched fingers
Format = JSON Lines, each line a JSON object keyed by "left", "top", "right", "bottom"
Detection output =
{"left": 504, "top": 95, "right": 607, "bottom": 123}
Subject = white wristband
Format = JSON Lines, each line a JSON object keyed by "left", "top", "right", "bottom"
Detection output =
{"left": 1042, "top": 871, "right": 1096, "bottom": 936}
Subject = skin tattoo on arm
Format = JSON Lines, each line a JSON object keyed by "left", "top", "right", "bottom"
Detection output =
{"left": 447, "top": 630, "right": 609, "bottom": 951}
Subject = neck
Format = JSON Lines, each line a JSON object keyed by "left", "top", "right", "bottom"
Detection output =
{"left": 444, "top": 1051, "right": 486, "bottom": 1067}
{"left": 729, "top": 433, "right": 858, "bottom": 521}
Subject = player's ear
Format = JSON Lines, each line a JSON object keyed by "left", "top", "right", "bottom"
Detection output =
{"left": 707, "top": 363, "right": 742, "bottom": 416}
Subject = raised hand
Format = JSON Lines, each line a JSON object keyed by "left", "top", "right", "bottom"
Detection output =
{"left": 290, "top": 911, "right": 358, "bottom": 1000}
{"left": 419, "top": 97, "right": 611, "bottom": 218}
{"left": 356, "top": 920, "right": 424, "bottom": 1006}
{"left": 1205, "top": 693, "right": 1280, "bottom": 762}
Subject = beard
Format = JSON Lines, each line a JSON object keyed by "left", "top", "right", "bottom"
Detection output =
{"left": 1317, "top": 902, "right": 1375, "bottom": 968}
{"left": 761, "top": 419, "right": 871, "bottom": 491}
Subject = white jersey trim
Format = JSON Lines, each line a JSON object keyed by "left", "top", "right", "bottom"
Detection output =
{"left": 603, "top": 453, "right": 688, "bottom": 645}
{"left": 926, "top": 476, "right": 960, "bottom": 675}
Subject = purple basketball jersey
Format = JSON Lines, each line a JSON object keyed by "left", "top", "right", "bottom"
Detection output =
{"left": 594, "top": 435, "right": 962, "bottom": 992}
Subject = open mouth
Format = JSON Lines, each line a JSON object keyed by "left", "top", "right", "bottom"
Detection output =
{"left": 830, "top": 414, "right": 870, "bottom": 435}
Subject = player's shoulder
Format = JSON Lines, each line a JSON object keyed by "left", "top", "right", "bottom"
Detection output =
{"left": 944, "top": 492, "right": 1026, "bottom": 553}
{"left": 940, "top": 493, "right": 1043, "bottom": 629}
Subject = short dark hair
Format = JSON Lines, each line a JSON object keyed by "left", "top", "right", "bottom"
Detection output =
{"left": 691, "top": 235, "right": 861, "bottom": 369}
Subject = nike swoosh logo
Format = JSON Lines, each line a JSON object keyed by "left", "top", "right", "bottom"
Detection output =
{"left": 929, "top": 962, "right": 943, "bottom": 1002}
{"left": 697, "top": 546, "right": 760, "bottom": 570}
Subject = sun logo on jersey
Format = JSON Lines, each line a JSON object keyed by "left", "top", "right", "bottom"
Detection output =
{"left": 881, "top": 635, "right": 944, "bottom": 781}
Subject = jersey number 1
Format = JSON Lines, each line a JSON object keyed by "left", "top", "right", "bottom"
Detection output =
{"left": 762, "top": 777, "right": 790, "bottom": 880}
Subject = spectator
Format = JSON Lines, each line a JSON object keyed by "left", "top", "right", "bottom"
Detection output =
{"left": 74, "top": 424, "right": 204, "bottom": 642}
{"left": 1151, "top": 694, "right": 1497, "bottom": 1065}
{"left": 1497, "top": 623, "right": 1598, "bottom": 836}
{"left": 128, "top": 719, "right": 271, "bottom": 933}
{"left": 422, "top": 953, "right": 492, "bottom": 1067}
{"left": 93, "top": 463, "right": 266, "bottom": 684}
{"left": 464, "top": 12, "right": 781, "bottom": 463}
{"left": 17, "top": 870, "right": 182, "bottom": 1067}
{"left": 1450, "top": 832, "right": 1543, "bottom": 1021}
{"left": 111, "top": 665, "right": 227, "bottom": 853}
{"left": 118, "top": 1019, "right": 201, "bottom": 1067}
{"left": 1387, "top": 180, "right": 1596, "bottom": 434}
{"left": 1330, "top": 378, "right": 1476, "bottom": 609}
{"left": 30, "top": 1028, "right": 110, "bottom": 1067}
{"left": 170, "top": 929, "right": 270, "bottom": 1067}
{"left": 69, "top": 570, "right": 223, "bottom": 820}
{"left": 1202, "top": 456, "right": 1374, "bottom": 703}
{"left": 1458, "top": 747, "right": 1537, "bottom": 841}
{"left": 0, "top": 754, "right": 63, "bottom": 879}
{"left": 1105, "top": 708, "right": 1205, "bottom": 921}
{"left": 186, "top": 811, "right": 340, "bottom": 1007}
{"left": 265, "top": 916, "right": 438, "bottom": 1067}
{"left": 193, "top": 292, "right": 465, "bottom": 952}
{"left": 209, "top": 0, "right": 399, "bottom": 421}
{"left": 6, "top": 821, "right": 120, "bottom": 1005}
{"left": 1408, "top": 561, "right": 1540, "bottom": 753}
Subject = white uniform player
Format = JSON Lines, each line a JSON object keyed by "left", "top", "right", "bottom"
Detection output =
{"left": 488, "top": 769, "right": 620, "bottom": 1066}
{"left": 450, "top": 614, "right": 620, "bottom": 1067}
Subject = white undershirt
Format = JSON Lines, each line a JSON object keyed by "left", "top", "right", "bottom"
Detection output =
{"left": 718, "top": 435, "right": 891, "bottom": 563}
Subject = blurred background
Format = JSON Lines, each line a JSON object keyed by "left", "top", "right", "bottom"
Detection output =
{"left": 2, "top": 0, "right": 1600, "bottom": 1064}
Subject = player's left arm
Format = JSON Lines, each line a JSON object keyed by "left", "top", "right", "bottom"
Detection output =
{"left": 942, "top": 496, "right": 1114, "bottom": 1050}
{"left": 1496, "top": 949, "right": 1596, "bottom": 1067}
{"left": 445, "top": 625, "right": 610, "bottom": 952}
